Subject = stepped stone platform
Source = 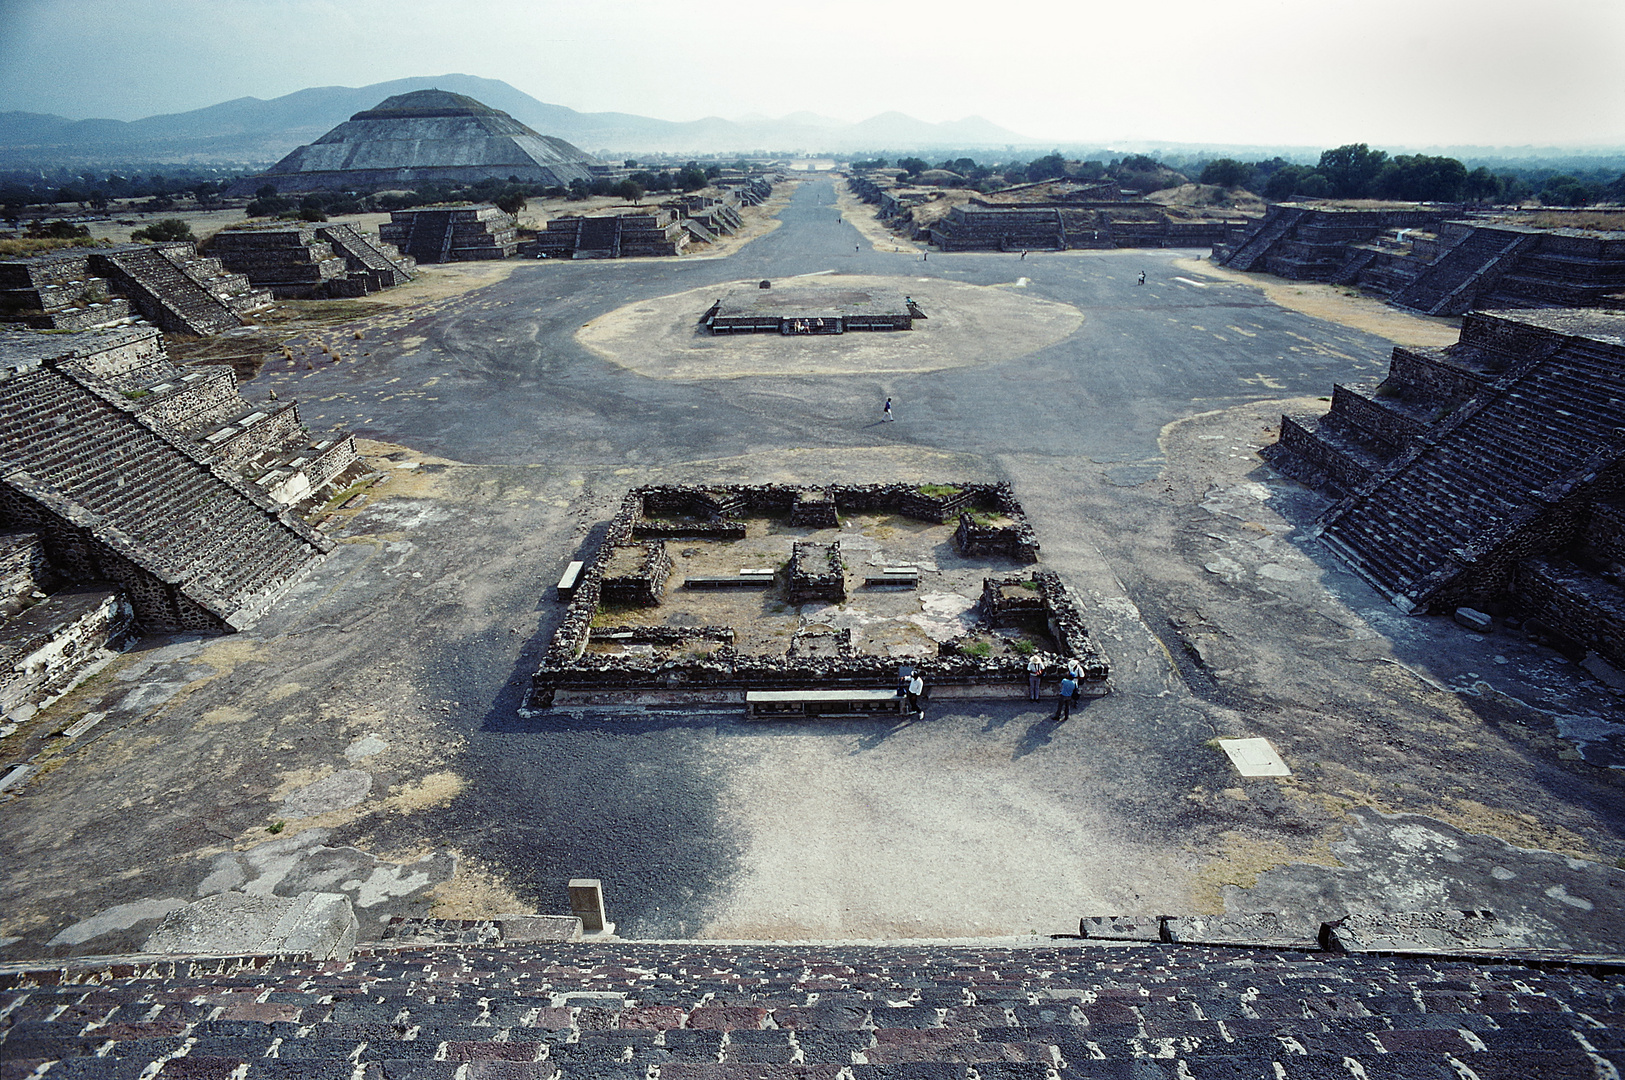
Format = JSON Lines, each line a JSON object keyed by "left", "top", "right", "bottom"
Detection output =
{"left": 1, "top": 935, "right": 1621, "bottom": 1080}
{"left": 1215, "top": 207, "right": 1625, "bottom": 316}
{"left": 536, "top": 208, "right": 689, "bottom": 260}
{"left": 0, "top": 326, "right": 357, "bottom": 637}
{"left": 1265, "top": 308, "right": 1625, "bottom": 668}
{"left": 380, "top": 205, "right": 519, "bottom": 264}
{"left": 0, "top": 245, "right": 273, "bottom": 337}
{"left": 206, "top": 224, "right": 416, "bottom": 299}
{"left": 529, "top": 483, "right": 1104, "bottom": 709}
{"left": 235, "top": 88, "right": 597, "bottom": 195}
{"left": 703, "top": 284, "right": 919, "bottom": 335}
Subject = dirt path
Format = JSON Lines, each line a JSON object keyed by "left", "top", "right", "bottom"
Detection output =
{"left": 836, "top": 181, "right": 923, "bottom": 253}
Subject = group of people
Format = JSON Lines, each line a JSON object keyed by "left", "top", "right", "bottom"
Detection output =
{"left": 896, "top": 655, "right": 1085, "bottom": 722}
{"left": 1027, "top": 653, "right": 1088, "bottom": 721}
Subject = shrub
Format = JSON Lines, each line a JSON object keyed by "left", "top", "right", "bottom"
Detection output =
{"left": 131, "top": 218, "right": 194, "bottom": 242}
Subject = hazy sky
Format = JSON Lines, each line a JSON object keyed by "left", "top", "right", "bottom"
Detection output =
{"left": 2, "top": 0, "right": 1623, "bottom": 148}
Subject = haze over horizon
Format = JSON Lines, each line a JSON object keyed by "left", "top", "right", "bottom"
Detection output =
{"left": 1, "top": 0, "right": 1623, "bottom": 150}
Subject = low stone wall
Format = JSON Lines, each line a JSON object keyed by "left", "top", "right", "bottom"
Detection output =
{"left": 527, "top": 482, "right": 1104, "bottom": 708}
{"left": 955, "top": 513, "right": 1039, "bottom": 563}
{"left": 788, "top": 541, "right": 845, "bottom": 604}
{"left": 599, "top": 541, "right": 671, "bottom": 607}
{"left": 790, "top": 489, "right": 838, "bottom": 528}
{"left": 1513, "top": 557, "right": 1625, "bottom": 668}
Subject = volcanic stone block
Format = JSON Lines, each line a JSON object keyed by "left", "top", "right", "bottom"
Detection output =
{"left": 599, "top": 541, "right": 671, "bottom": 607}
{"left": 788, "top": 541, "right": 845, "bottom": 604}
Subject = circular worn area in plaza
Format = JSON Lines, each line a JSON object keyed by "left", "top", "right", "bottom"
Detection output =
{"left": 577, "top": 273, "right": 1084, "bottom": 379}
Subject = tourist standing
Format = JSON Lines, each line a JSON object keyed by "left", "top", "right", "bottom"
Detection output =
{"left": 1137, "top": 270, "right": 1146, "bottom": 285}
{"left": 882, "top": 397, "right": 894, "bottom": 421}
{"left": 906, "top": 672, "right": 925, "bottom": 719}
{"left": 1053, "top": 673, "right": 1077, "bottom": 721}
{"left": 1027, "top": 655, "right": 1044, "bottom": 701}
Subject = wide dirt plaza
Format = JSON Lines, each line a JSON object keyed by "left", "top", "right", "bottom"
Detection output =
{"left": 2, "top": 177, "right": 1620, "bottom": 957}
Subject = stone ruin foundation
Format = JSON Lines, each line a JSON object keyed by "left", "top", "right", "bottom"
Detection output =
{"left": 526, "top": 483, "right": 1106, "bottom": 709}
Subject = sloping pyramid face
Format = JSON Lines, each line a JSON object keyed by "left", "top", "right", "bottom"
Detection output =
{"left": 259, "top": 89, "right": 598, "bottom": 192}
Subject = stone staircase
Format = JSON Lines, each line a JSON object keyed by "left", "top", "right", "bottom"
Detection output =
{"left": 1216, "top": 205, "right": 1307, "bottom": 272}
{"left": 2, "top": 938, "right": 1621, "bottom": 1080}
{"left": 0, "top": 363, "right": 329, "bottom": 632}
{"left": 574, "top": 216, "right": 622, "bottom": 259}
{"left": 94, "top": 246, "right": 272, "bottom": 337}
{"left": 1315, "top": 316, "right": 1625, "bottom": 614}
{"left": 1389, "top": 226, "right": 1538, "bottom": 316}
{"left": 315, "top": 224, "right": 417, "bottom": 290}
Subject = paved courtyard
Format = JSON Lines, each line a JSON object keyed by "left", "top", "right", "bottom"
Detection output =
{"left": 2, "top": 178, "right": 1621, "bottom": 958}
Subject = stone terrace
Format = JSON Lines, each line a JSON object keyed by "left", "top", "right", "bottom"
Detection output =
{"left": 2, "top": 940, "right": 1622, "bottom": 1079}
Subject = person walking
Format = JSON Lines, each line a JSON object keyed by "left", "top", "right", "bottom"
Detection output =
{"left": 882, "top": 397, "right": 894, "bottom": 421}
{"left": 906, "top": 672, "right": 925, "bottom": 719}
{"left": 1027, "top": 654, "right": 1045, "bottom": 701}
{"left": 1053, "top": 673, "right": 1077, "bottom": 721}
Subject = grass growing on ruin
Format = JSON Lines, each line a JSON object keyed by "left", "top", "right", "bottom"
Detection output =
{"left": 917, "top": 484, "right": 963, "bottom": 499}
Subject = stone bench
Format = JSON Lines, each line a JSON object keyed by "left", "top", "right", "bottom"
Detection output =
{"left": 556, "top": 560, "right": 584, "bottom": 601}
{"left": 746, "top": 688, "right": 904, "bottom": 719}
{"left": 683, "top": 570, "right": 775, "bottom": 589}
{"left": 864, "top": 567, "right": 919, "bottom": 588}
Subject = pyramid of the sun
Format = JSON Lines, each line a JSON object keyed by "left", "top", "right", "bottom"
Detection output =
{"left": 251, "top": 89, "right": 598, "bottom": 192}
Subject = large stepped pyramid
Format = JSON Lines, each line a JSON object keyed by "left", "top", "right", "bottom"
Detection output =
{"left": 1266, "top": 308, "right": 1625, "bottom": 668}
{"left": 2, "top": 938, "right": 1621, "bottom": 1079}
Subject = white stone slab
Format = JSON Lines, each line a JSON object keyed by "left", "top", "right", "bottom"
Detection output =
{"left": 1218, "top": 737, "right": 1291, "bottom": 777}
{"left": 60, "top": 711, "right": 106, "bottom": 739}
{"left": 0, "top": 764, "right": 32, "bottom": 793}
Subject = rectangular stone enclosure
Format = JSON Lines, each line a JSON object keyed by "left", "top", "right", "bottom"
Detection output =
{"left": 526, "top": 483, "right": 1109, "bottom": 709}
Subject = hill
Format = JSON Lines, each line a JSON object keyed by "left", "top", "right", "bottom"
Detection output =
{"left": 0, "top": 75, "right": 1037, "bottom": 166}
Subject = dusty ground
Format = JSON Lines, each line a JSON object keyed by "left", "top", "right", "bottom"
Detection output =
{"left": 1, "top": 177, "right": 1620, "bottom": 956}
{"left": 836, "top": 183, "right": 923, "bottom": 253}
{"left": 592, "top": 512, "right": 1039, "bottom": 659}
{"left": 579, "top": 273, "right": 1081, "bottom": 379}
{"left": 1173, "top": 256, "right": 1463, "bottom": 348}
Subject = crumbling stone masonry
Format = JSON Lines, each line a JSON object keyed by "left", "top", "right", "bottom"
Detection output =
{"left": 526, "top": 483, "right": 1102, "bottom": 709}
{"left": 955, "top": 509, "right": 1040, "bottom": 562}
{"left": 1265, "top": 308, "right": 1625, "bottom": 668}
{"left": 598, "top": 541, "right": 673, "bottom": 607}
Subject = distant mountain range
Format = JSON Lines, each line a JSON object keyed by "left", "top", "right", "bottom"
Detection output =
{"left": 0, "top": 74, "right": 1041, "bottom": 168}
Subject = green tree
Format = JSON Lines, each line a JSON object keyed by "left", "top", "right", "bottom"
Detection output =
{"left": 131, "top": 218, "right": 194, "bottom": 242}
{"left": 1200, "top": 158, "right": 1252, "bottom": 188}
{"left": 1462, "top": 167, "right": 1503, "bottom": 203}
{"left": 495, "top": 191, "right": 528, "bottom": 215}
{"left": 612, "top": 179, "right": 644, "bottom": 204}
{"left": 1317, "top": 143, "right": 1389, "bottom": 198}
{"left": 897, "top": 157, "right": 930, "bottom": 177}
{"left": 1540, "top": 175, "right": 1594, "bottom": 207}
{"left": 1025, "top": 153, "right": 1067, "bottom": 181}
{"left": 1375, "top": 155, "right": 1467, "bottom": 202}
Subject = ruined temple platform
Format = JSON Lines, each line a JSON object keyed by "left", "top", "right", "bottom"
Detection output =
{"left": 704, "top": 282, "right": 919, "bottom": 334}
